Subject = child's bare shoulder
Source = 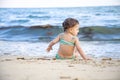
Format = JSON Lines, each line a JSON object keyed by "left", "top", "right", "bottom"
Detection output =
{"left": 59, "top": 33, "right": 64, "bottom": 35}
{"left": 72, "top": 36, "right": 78, "bottom": 40}
{"left": 71, "top": 36, "right": 78, "bottom": 42}
{"left": 58, "top": 33, "right": 64, "bottom": 37}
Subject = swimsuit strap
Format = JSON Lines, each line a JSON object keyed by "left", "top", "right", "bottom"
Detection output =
{"left": 60, "top": 39, "right": 75, "bottom": 46}
{"left": 60, "top": 35, "right": 75, "bottom": 46}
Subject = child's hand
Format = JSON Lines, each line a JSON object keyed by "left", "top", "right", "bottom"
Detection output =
{"left": 46, "top": 47, "right": 52, "bottom": 52}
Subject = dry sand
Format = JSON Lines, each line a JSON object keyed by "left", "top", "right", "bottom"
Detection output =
{"left": 0, "top": 55, "right": 120, "bottom": 80}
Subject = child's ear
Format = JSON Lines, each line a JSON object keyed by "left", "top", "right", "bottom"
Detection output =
{"left": 70, "top": 28, "right": 73, "bottom": 32}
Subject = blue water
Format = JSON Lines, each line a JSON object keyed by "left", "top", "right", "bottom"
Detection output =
{"left": 0, "top": 6, "right": 120, "bottom": 58}
{"left": 0, "top": 6, "right": 120, "bottom": 41}
{"left": 0, "top": 6, "right": 120, "bottom": 27}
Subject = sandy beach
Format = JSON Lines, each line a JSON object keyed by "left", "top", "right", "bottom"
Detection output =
{"left": 0, "top": 6, "right": 120, "bottom": 80}
{"left": 0, "top": 55, "right": 120, "bottom": 80}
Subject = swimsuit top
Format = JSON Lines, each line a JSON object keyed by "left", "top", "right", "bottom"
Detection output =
{"left": 60, "top": 38, "right": 75, "bottom": 46}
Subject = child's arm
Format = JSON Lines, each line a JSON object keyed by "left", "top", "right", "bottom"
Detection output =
{"left": 46, "top": 35, "right": 60, "bottom": 52}
{"left": 75, "top": 37, "right": 90, "bottom": 60}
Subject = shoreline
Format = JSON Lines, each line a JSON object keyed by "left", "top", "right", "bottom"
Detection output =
{"left": 0, "top": 55, "right": 120, "bottom": 80}
{"left": 0, "top": 40, "right": 120, "bottom": 59}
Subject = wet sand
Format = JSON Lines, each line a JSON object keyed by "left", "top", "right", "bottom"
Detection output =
{"left": 0, "top": 55, "right": 120, "bottom": 80}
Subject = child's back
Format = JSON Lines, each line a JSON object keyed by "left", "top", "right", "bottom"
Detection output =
{"left": 57, "top": 33, "right": 76, "bottom": 58}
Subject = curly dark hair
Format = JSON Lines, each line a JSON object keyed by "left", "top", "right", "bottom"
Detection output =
{"left": 62, "top": 18, "right": 79, "bottom": 31}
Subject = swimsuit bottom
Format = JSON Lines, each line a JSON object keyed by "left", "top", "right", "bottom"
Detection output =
{"left": 55, "top": 54, "right": 75, "bottom": 59}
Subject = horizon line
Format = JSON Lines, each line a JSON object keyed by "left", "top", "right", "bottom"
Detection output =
{"left": 0, "top": 5, "right": 120, "bottom": 8}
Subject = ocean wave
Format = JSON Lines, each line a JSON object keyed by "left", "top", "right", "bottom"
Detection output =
{"left": 0, "top": 25, "right": 120, "bottom": 41}
{"left": 27, "top": 15, "right": 51, "bottom": 19}
{"left": 10, "top": 19, "right": 29, "bottom": 23}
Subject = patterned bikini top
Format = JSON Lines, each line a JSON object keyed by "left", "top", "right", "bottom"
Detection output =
{"left": 59, "top": 34, "right": 76, "bottom": 46}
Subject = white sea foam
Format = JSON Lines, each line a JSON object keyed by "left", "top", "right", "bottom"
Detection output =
{"left": 0, "top": 40, "right": 120, "bottom": 58}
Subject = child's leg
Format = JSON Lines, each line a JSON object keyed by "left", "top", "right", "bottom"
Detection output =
{"left": 73, "top": 47, "right": 79, "bottom": 58}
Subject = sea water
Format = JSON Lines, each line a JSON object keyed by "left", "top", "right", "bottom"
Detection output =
{"left": 0, "top": 6, "right": 120, "bottom": 58}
